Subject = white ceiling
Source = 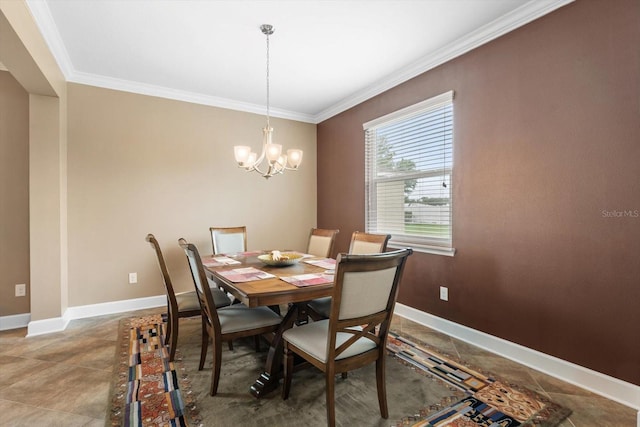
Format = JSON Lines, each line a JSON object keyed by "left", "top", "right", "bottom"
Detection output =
{"left": 25, "top": 0, "right": 571, "bottom": 123}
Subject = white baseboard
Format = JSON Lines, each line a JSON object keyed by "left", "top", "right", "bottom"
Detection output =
{"left": 26, "top": 314, "right": 71, "bottom": 336}
{"left": 0, "top": 313, "right": 31, "bottom": 331}
{"left": 25, "top": 294, "right": 166, "bottom": 337}
{"left": 64, "top": 295, "right": 166, "bottom": 320}
{"left": 394, "top": 303, "right": 640, "bottom": 416}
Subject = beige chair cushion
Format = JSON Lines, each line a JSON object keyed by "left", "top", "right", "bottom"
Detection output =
{"left": 213, "top": 232, "right": 245, "bottom": 254}
{"left": 350, "top": 240, "right": 385, "bottom": 255}
{"left": 218, "top": 306, "right": 282, "bottom": 334}
{"left": 339, "top": 268, "right": 396, "bottom": 319}
{"left": 283, "top": 319, "right": 376, "bottom": 363}
{"left": 307, "top": 235, "right": 333, "bottom": 258}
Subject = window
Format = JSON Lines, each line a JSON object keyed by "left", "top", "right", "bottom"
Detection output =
{"left": 363, "top": 91, "right": 454, "bottom": 256}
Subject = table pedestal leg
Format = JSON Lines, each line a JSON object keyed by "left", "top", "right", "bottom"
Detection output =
{"left": 250, "top": 302, "right": 304, "bottom": 398}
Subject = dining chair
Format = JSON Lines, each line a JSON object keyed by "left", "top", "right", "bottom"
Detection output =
{"left": 178, "top": 238, "right": 283, "bottom": 396}
{"left": 306, "top": 231, "right": 392, "bottom": 320}
{"left": 282, "top": 248, "right": 413, "bottom": 427}
{"left": 209, "top": 226, "right": 247, "bottom": 254}
{"left": 145, "top": 234, "right": 232, "bottom": 362}
{"left": 306, "top": 228, "right": 339, "bottom": 258}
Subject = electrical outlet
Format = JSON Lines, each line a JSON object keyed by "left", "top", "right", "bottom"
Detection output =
{"left": 15, "top": 284, "right": 26, "bottom": 297}
{"left": 439, "top": 286, "right": 448, "bottom": 301}
{"left": 129, "top": 272, "right": 138, "bottom": 284}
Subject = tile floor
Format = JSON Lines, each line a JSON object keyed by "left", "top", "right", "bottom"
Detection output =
{"left": 0, "top": 308, "right": 637, "bottom": 426}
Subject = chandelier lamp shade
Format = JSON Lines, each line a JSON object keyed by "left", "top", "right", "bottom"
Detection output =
{"left": 234, "top": 24, "right": 303, "bottom": 179}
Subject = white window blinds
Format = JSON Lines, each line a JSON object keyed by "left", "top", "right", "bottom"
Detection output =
{"left": 363, "top": 91, "right": 454, "bottom": 254}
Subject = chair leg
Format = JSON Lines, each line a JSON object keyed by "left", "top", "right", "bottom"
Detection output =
{"left": 325, "top": 366, "right": 336, "bottom": 427}
{"left": 164, "top": 312, "right": 172, "bottom": 346}
{"left": 199, "top": 316, "right": 208, "bottom": 371}
{"left": 228, "top": 340, "right": 233, "bottom": 351}
{"left": 254, "top": 335, "right": 261, "bottom": 352}
{"left": 281, "top": 343, "right": 294, "bottom": 400}
{"left": 169, "top": 315, "right": 178, "bottom": 362}
{"left": 375, "top": 356, "right": 388, "bottom": 419}
{"left": 210, "top": 334, "right": 223, "bottom": 396}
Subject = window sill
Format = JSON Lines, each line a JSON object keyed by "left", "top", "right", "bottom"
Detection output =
{"left": 387, "top": 241, "right": 456, "bottom": 257}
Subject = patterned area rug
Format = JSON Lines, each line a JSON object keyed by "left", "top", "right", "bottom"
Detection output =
{"left": 107, "top": 314, "right": 195, "bottom": 426}
{"left": 107, "top": 315, "right": 570, "bottom": 426}
{"left": 388, "top": 332, "right": 571, "bottom": 426}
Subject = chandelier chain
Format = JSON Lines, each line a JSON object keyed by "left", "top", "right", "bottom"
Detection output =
{"left": 265, "top": 29, "right": 270, "bottom": 127}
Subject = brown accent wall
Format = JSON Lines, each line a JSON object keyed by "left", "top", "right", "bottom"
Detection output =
{"left": 317, "top": 0, "right": 640, "bottom": 385}
{"left": 0, "top": 70, "right": 30, "bottom": 316}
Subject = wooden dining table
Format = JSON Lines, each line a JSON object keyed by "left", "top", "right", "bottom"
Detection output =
{"left": 203, "top": 251, "right": 335, "bottom": 398}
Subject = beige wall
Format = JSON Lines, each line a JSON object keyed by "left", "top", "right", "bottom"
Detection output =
{"left": 0, "top": 70, "right": 30, "bottom": 316}
{"left": 1, "top": 1, "right": 68, "bottom": 323}
{"left": 67, "top": 83, "right": 317, "bottom": 306}
{"left": 1, "top": 1, "right": 316, "bottom": 323}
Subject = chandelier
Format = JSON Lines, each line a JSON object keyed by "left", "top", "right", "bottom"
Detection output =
{"left": 234, "top": 24, "right": 303, "bottom": 179}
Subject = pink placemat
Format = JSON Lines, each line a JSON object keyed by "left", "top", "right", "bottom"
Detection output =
{"left": 280, "top": 273, "right": 333, "bottom": 287}
{"left": 217, "top": 267, "right": 275, "bottom": 283}
{"left": 303, "top": 258, "right": 336, "bottom": 270}
{"left": 202, "top": 256, "right": 241, "bottom": 267}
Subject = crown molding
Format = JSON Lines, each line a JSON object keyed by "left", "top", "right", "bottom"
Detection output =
{"left": 24, "top": 0, "right": 315, "bottom": 123}
{"left": 313, "top": 0, "right": 575, "bottom": 123}
{"left": 26, "top": 0, "right": 573, "bottom": 125}
{"left": 0, "top": 61, "right": 8, "bottom": 72}
{"left": 69, "top": 71, "right": 316, "bottom": 123}
{"left": 25, "top": 0, "right": 73, "bottom": 78}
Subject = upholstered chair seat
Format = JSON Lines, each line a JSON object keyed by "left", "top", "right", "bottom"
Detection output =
{"left": 283, "top": 321, "right": 373, "bottom": 362}
{"left": 217, "top": 305, "right": 282, "bottom": 334}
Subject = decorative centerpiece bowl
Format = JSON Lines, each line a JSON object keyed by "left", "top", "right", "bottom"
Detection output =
{"left": 258, "top": 251, "right": 303, "bottom": 267}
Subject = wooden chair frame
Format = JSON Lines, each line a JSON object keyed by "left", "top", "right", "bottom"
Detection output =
{"left": 146, "top": 233, "right": 201, "bottom": 362}
{"left": 179, "top": 238, "right": 281, "bottom": 396}
{"left": 282, "top": 249, "right": 413, "bottom": 427}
